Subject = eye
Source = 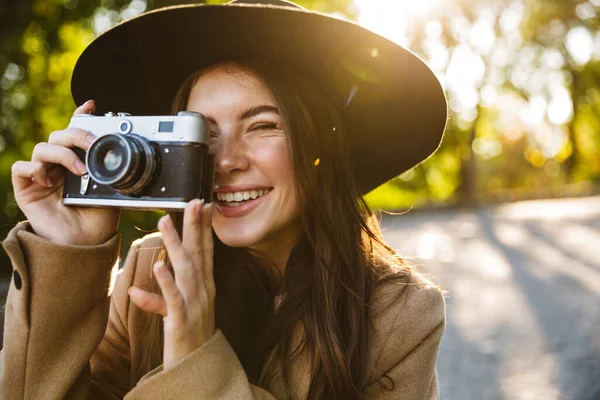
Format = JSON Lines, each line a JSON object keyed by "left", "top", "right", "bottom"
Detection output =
{"left": 249, "top": 122, "right": 278, "bottom": 132}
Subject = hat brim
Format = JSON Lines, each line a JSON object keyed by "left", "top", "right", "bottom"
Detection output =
{"left": 71, "top": 3, "right": 447, "bottom": 193}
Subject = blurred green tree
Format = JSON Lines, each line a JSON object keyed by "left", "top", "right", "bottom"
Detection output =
{"left": 366, "top": 0, "right": 600, "bottom": 210}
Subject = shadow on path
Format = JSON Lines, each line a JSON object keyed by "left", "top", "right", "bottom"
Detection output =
{"left": 477, "top": 210, "right": 600, "bottom": 400}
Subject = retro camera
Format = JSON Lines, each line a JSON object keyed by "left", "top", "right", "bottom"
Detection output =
{"left": 62, "top": 111, "right": 215, "bottom": 211}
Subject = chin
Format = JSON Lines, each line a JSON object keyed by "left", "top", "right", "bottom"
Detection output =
{"left": 213, "top": 225, "right": 262, "bottom": 249}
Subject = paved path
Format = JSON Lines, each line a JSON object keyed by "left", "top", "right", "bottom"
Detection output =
{"left": 380, "top": 196, "right": 600, "bottom": 400}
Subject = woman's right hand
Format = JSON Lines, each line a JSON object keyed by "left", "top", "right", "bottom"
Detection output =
{"left": 11, "top": 100, "right": 120, "bottom": 246}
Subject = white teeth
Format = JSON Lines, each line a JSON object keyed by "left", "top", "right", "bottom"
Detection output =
{"left": 217, "top": 189, "right": 270, "bottom": 203}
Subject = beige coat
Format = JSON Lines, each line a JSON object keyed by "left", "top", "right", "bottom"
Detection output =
{"left": 1, "top": 221, "right": 446, "bottom": 399}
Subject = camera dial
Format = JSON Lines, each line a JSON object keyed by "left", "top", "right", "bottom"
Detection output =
{"left": 86, "top": 133, "right": 157, "bottom": 195}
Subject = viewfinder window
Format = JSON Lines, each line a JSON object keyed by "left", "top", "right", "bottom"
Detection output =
{"left": 159, "top": 121, "right": 174, "bottom": 133}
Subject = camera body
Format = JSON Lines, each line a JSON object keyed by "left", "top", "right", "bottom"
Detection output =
{"left": 62, "top": 111, "right": 215, "bottom": 211}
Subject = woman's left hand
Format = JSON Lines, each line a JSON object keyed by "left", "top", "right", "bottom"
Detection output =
{"left": 129, "top": 199, "right": 216, "bottom": 371}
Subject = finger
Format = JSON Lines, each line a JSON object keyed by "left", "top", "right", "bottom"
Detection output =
{"left": 11, "top": 160, "right": 51, "bottom": 191}
{"left": 182, "top": 199, "right": 204, "bottom": 271}
{"left": 74, "top": 99, "right": 96, "bottom": 116}
{"left": 128, "top": 286, "right": 167, "bottom": 316}
{"left": 159, "top": 215, "right": 198, "bottom": 301}
{"left": 48, "top": 127, "right": 96, "bottom": 151}
{"left": 201, "top": 203, "right": 215, "bottom": 290}
{"left": 31, "top": 142, "right": 88, "bottom": 176}
{"left": 153, "top": 261, "right": 186, "bottom": 323}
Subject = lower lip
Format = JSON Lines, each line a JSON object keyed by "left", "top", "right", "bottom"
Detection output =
{"left": 214, "top": 190, "right": 271, "bottom": 218}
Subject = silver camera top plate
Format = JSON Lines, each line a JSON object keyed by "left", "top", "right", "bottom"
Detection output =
{"left": 69, "top": 111, "right": 209, "bottom": 144}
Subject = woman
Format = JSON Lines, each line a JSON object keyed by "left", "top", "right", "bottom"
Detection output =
{"left": 1, "top": 1, "right": 448, "bottom": 399}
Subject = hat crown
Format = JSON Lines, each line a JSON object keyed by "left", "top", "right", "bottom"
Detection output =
{"left": 226, "top": 0, "right": 302, "bottom": 9}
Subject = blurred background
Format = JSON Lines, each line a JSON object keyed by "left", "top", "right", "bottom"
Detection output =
{"left": 0, "top": 0, "right": 599, "bottom": 399}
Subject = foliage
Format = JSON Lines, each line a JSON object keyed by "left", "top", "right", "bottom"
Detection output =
{"left": 364, "top": 0, "right": 600, "bottom": 210}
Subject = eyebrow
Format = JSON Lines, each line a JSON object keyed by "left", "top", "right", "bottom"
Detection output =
{"left": 239, "top": 105, "right": 279, "bottom": 120}
{"left": 202, "top": 105, "right": 279, "bottom": 126}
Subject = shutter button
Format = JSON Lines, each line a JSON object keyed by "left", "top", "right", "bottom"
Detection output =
{"left": 13, "top": 270, "right": 22, "bottom": 290}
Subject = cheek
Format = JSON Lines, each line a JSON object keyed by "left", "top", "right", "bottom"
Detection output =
{"left": 254, "top": 138, "right": 294, "bottom": 185}
{"left": 252, "top": 139, "right": 299, "bottom": 219}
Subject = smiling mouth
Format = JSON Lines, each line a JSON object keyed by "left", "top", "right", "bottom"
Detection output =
{"left": 214, "top": 188, "right": 273, "bottom": 207}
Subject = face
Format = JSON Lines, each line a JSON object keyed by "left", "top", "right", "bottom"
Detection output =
{"left": 186, "top": 65, "right": 301, "bottom": 258}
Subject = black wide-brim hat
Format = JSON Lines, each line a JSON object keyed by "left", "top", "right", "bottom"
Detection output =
{"left": 71, "top": 0, "right": 447, "bottom": 194}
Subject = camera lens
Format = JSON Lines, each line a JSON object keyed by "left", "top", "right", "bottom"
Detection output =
{"left": 86, "top": 133, "right": 157, "bottom": 194}
{"left": 102, "top": 149, "right": 124, "bottom": 171}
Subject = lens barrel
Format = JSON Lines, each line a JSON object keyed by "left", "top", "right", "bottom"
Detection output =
{"left": 86, "top": 133, "right": 156, "bottom": 194}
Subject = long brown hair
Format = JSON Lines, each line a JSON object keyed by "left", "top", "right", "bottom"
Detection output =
{"left": 136, "top": 60, "right": 413, "bottom": 399}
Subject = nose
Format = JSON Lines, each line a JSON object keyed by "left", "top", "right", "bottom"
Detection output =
{"left": 214, "top": 134, "right": 250, "bottom": 176}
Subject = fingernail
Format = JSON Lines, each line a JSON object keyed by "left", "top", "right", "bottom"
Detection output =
{"left": 82, "top": 99, "right": 94, "bottom": 106}
{"left": 154, "top": 261, "right": 165, "bottom": 272}
{"left": 75, "top": 160, "right": 87, "bottom": 174}
{"left": 194, "top": 199, "right": 204, "bottom": 213}
{"left": 160, "top": 215, "right": 173, "bottom": 230}
{"left": 46, "top": 178, "right": 53, "bottom": 188}
{"left": 85, "top": 134, "right": 96, "bottom": 145}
